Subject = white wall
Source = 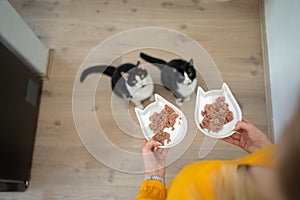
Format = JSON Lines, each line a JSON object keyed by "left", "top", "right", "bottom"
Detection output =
{"left": 0, "top": 0, "right": 48, "bottom": 74}
{"left": 264, "top": 0, "right": 300, "bottom": 141}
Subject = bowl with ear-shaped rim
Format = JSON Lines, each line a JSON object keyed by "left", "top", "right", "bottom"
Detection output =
{"left": 194, "top": 83, "right": 242, "bottom": 138}
{"left": 135, "top": 94, "right": 188, "bottom": 148}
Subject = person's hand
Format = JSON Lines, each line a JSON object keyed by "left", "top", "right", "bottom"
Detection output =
{"left": 142, "top": 139, "right": 169, "bottom": 179}
{"left": 222, "top": 118, "right": 273, "bottom": 153}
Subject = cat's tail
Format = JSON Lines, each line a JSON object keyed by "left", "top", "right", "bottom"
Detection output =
{"left": 80, "top": 66, "right": 115, "bottom": 82}
{"left": 140, "top": 53, "right": 167, "bottom": 69}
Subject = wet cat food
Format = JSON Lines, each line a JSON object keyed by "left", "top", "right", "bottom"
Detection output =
{"left": 149, "top": 105, "right": 179, "bottom": 144}
{"left": 200, "top": 96, "right": 234, "bottom": 133}
{"left": 152, "top": 131, "right": 171, "bottom": 145}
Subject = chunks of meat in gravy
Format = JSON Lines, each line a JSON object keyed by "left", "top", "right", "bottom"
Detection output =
{"left": 152, "top": 131, "right": 171, "bottom": 145}
{"left": 200, "top": 96, "right": 234, "bottom": 132}
{"left": 149, "top": 105, "right": 178, "bottom": 145}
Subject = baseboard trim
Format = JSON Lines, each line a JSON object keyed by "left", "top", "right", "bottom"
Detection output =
{"left": 259, "top": 0, "right": 274, "bottom": 142}
{"left": 39, "top": 48, "right": 54, "bottom": 80}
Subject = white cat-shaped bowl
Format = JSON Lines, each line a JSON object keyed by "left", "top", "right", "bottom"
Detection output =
{"left": 195, "top": 83, "right": 242, "bottom": 138}
{"left": 135, "top": 94, "right": 188, "bottom": 148}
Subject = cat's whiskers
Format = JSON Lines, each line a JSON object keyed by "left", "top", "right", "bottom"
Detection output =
{"left": 135, "top": 75, "right": 144, "bottom": 88}
{"left": 183, "top": 72, "right": 192, "bottom": 85}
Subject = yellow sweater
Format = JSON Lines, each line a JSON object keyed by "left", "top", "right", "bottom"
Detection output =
{"left": 136, "top": 145, "right": 276, "bottom": 200}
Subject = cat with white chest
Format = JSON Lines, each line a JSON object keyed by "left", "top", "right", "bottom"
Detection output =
{"left": 80, "top": 61, "right": 154, "bottom": 109}
{"left": 140, "top": 53, "right": 197, "bottom": 105}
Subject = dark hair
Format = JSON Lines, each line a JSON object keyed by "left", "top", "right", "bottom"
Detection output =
{"left": 278, "top": 105, "right": 300, "bottom": 200}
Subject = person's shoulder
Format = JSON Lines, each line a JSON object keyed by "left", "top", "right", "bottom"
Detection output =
{"left": 179, "top": 160, "right": 234, "bottom": 176}
{"left": 168, "top": 160, "right": 235, "bottom": 200}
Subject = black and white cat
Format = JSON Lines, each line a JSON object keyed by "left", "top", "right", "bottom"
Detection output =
{"left": 140, "top": 53, "right": 197, "bottom": 105}
{"left": 80, "top": 61, "right": 154, "bottom": 109}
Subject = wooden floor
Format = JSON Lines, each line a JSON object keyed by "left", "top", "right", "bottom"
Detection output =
{"left": 2, "top": 0, "right": 268, "bottom": 199}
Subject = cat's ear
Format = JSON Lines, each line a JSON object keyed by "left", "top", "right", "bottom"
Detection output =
{"left": 121, "top": 72, "right": 129, "bottom": 80}
{"left": 136, "top": 61, "right": 144, "bottom": 69}
{"left": 188, "top": 59, "right": 194, "bottom": 66}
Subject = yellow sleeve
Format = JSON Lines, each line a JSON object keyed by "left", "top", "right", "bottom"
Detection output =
{"left": 237, "top": 145, "right": 277, "bottom": 169}
{"left": 136, "top": 180, "right": 167, "bottom": 200}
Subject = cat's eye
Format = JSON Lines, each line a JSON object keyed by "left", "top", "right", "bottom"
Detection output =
{"left": 132, "top": 80, "right": 137, "bottom": 84}
{"left": 140, "top": 74, "right": 144, "bottom": 79}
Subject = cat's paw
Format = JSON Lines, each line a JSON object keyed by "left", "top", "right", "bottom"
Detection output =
{"left": 136, "top": 104, "right": 144, "bottom": 110}
{"left": 149, "top": 94, "right": 154, "bottom": 101}
{"left": 131, "top": 99, "right": 144, "bottom": 109}
{"left": 184, "top": 96, "right": 190, "bottom": 102}
{"left": 175, "top": 98, "right": 183, "bottom": 106}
